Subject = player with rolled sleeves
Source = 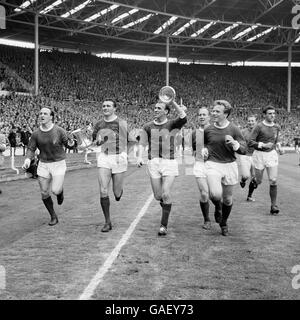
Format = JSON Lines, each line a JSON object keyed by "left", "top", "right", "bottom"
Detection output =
{"left": 248, "top": 105, "right": 284, "bottom": 215}
{"left": 22, "top": 107, "right": 75, "bottom": 226}
{"left": 203, "top": 100, "right": 246, "bottom": 236}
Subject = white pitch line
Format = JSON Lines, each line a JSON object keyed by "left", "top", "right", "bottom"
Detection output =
{"left": 78, "top": 193, "right": 154, "bottom": 300}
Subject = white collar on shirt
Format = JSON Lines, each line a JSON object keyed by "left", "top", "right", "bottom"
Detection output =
{"left": 154, "top": 119, "right": 168, "bottom": 125}
{"left": 262, "top": 120, "right": 274, "bottom": 127}
{"left": 214, "top": 120, "right": 230, "bottom": 129}
{"left": 104, "top": 115, "right": 118, "bottom": 122}
{"left": 40, "top": 123, "right": 54, "bottom": 132}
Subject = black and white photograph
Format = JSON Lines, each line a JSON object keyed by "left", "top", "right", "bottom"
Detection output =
{"left": 0, "top": 0, "right": 300, "bottom": 305}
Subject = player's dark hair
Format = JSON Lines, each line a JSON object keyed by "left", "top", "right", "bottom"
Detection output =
{"left": 213, "top": 100, "right": 232, "bottom": 118}
{"left": 262, "top": 105, "right": 275, "bottom": 114}
{"left": 103, "top": 99, "right": 117, "bottom": 109}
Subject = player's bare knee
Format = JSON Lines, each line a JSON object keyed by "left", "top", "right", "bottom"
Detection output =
{"left": 52, "top": 187, "right": 62, "bottom": 196}
{"left": 41, "top": 191, "right": 50, "bottom": 199}
{"left": 162, "top": 192, "right": 171, "bottom": 203}
{"left": 256, "top": 178, "right": 262, "bottom": 185}
{"left": 210, "top": 193, "right": 222, "bottom": 203}
{"left": 100, "top": 188, "right": 109, "bottom": 197}
{"left": 200, "top": 191, "right": 209, "bottom": 202}
{"left": 223, "top": 197, "right": 233, "bottom": 206}
{"left": 269, "top": 178, "right": 277, "bottom": 186}
{"left": 154, "top": 193, "right": 162, "bottom": 201}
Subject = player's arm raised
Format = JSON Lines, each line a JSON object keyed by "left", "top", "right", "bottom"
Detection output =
{"left": 170, "top": 100, "right": 187, "bottom": 119}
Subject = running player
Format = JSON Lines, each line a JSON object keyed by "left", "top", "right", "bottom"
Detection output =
{"left": 92, "top": 99, "right": 132, "bottom": 233}
{"left": 192, "top": 107, "right": 222, "bottom": 230}
{"left": 137, "top": 99, "right": 187, "bottom": 236}
{"left": 239, "top": 115, "right": 258, "bottom": 201}
{"left": 248, "top": 105, "right": 284, "bottom": 215}
{"left": 203, "top": 100, "right": 246, "bottom": 236}
{"left": 22, "top": 107, "right": 75, "bottom": 226}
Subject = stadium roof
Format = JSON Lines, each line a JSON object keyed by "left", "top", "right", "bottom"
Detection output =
{"left": 1, "top": 0, "right": 300, "bottom": 63}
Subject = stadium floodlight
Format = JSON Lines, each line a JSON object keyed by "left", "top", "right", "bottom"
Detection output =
{"left": 111, "top": 9, "right": 139, "bottom": 24}
{"left": 190, "top": 21, "right": 216, "bottom": 37}
{"left": 122, "top": 13, "right": 154, "bottom": 29}
{"left": 172, "top": 19, "right": 197, "bottom": 36}
{"left": 247, "top": 26, "right": 277, "bottom": 42}
{"left": 84, "top": 4, "right": 119, "bottom": 22}
{"left": 232, "top": 25, "right": 259, "bottom": 40}
{"left": 295, "top": 33, "right": 300, "bottom": 43}
{"left": 61, "top": 0, "right": 91, "bottom": 18}
{"left": 153, "top": 16, "right": 178, "bottom": 34}
{"left": 212, "top": 23, "right": 240, "bottom": 39}
{"left": 40, "top": 0, "right": 67, "bottom": 15}
{"left": 14, "top": 0, "right": 37, "bottom": 12}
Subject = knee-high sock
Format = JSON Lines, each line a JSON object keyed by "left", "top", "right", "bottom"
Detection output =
{"left": 57, "top": 189, "right": 64, "bottom": 205}
{"left": 269, "top": 185, "right": 277, "bottom": 206}
{"left": 100, "top": 196, "right": 110, "bottom": 223}
{"left": 42, "top": 196, "right": 56, "bottom": 218}
{"left": 248, "top": 180, "right": 256, "bottom": 197}
{"left": 200, "top": 201, "right": 210, "bottom": 222}
{"left": 220, "top": 203, "right": 232, "bottom": 226}
{"left": 211, "top": 198, "right": 222, "bottom": 215}
{"left": 161, "top": 202, "right": 172, "bottom": 228}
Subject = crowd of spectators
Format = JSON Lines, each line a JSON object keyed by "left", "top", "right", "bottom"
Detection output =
{"left": 0, "top": 45, "right": 300, "bottom": 150}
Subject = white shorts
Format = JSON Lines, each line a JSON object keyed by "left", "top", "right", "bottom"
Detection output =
{"left": 96, "top": 152, "right": 128, "bottom": 174}
{"left": 252, "top": 149, "right": 278, "bottom": 170}
{"left": 239, "top": 154, "right": 254, "bottom": 172}
{"left": 146, "top": 158, "right": 179, "bottom": 179}
{"left": 205, "top": 160, "right": 239, "bottom": 186}
{"left": 37, "top": 160, "right": 67, "bottom": 179}
{"left": 193, "top": 161, "right": 206, "bottom": 178}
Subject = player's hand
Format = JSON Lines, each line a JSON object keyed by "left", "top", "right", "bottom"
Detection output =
{"left": 262, "top": 142, "right": 274, "bottom": 149}
{"left": 180, "top": 104, "right": 187, "bottom": 112}
{"left": 225, "top": 135, "right": 240, "bottom": 150}
{"left": 201, "top": 148, "right": 209, "bottom": 160}
{"left": 136, "top": 157, "right": 144, "bottom": 167}
{"left": 22, "top": 158, "right": 31, "bottom": 170}
{"left": 225, "top": 135, "right": 235, "bottom": 144}
{"left": 278, "top": 148, "right": 285, "bottom": 155}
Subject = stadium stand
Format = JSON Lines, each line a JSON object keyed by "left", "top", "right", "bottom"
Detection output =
{"left": 0, "top": 45, "right": 300, "bottom": 147}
